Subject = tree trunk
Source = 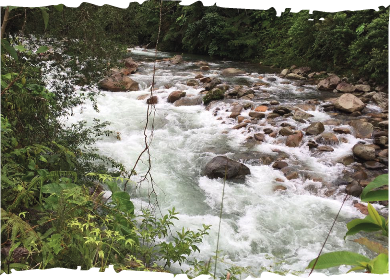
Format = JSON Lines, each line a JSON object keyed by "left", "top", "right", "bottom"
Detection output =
{"left": 1, "top": 7, "right": 10, "bottom": 39}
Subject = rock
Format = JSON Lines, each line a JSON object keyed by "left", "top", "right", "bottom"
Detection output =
{"left": 168, "top": 91, "right": 186, "bottom": 103}
{"left": 237, "top": 88, "right": 254, "bottom": 98}
{"left": 372, "top": 92, "right": 388, "bottom": 110}
{"left": 363, "top": 161, "right": 385, "bottom": 170}
{"left": 281, "top": 167, "right": 299, "bottom": 180}
{"left": 123, "top": 57, "right": 139, "bottom": 73}
{"left": 170, "top": 55, "right": 183, "bottom": 64}
{"left": 201, "top": 66, "right": 210, "bottom": 71}
{"left": 339, "top": 155, "right": 355, "bottom": 166}
{"left": 354, "top": 203, "right": 369, "bottom": 215}
{"left": 249, "top": 111, "right": 265, "bottom": 119}
{"left": 333, "top": 127, "right": 351, "bottom": 134}
{"left": 267, "top": 113, "right": 281, "bottom": 119}
{"left": 334, "top": 93, "right": 365, "bottom": 113}
{"left": 174, "top": 96, "right": 203, "bottom": 107}
{"left": 200, "top": 77, "right": 212, "bottom": 83}
{"left": 286, "top": 131, "right": 303, "bottom": 147}
{"left": 272, "top": 161, "right": 288, "bottom": 169}
{"left": 293, "top": 110, "right": 314, "bottom": 122}
{"left": 254, "top": 133, "right": 265, "bottom": 142}
{"left": 323, "top": 119, "right": 342, "bottom": 126}
{"left": 355, "top": 84, "right": 371, "bottom": 92}
{"left": 195, "top": 61, "right": 209, "bottom": 66}
{"left": 345, "top": 181, "right": 362, "bottom": 197}
{"left": 270, "top": 100, "right": 280, "bottom": 105}
{"left": 280, "top": 69, "right": 289, "bottom": 77}
{"left": 203, "top": 156, "right": 251, "bottom": 179}
{"left": 266, "top": 77, "right": 277, "bottom": 82}
{"left": 137, "top": 94, "right": 149, "bottom": 100}
{"left": 336, "top": 82, "right": 356, "bottom": 93}
{"left": 349, "top": 120, "right": 374, "bottom": 139}
{"left": 233, "top": 123, "right": 248, "bottom": 129}
{"left": 292, "top": 66, "right": 311, "bottom": 75}
{"left": 318, "top": 146, "right": 334, "bottom": 152}
{"left": 146, "top": 96, "right": 158, "bottom": 104}
{"left": 255, "top": 105, "right": 268, "bottom": 112}
{"left": 279, "top": 127, "right": 294, "bottom": 136}
{"left": 204, "top": 78, "right": 222, "bottom": 91}
{"left": 216, "top": 84, "right": 230, "bottom": 91}
{"left": 295, "top": 104, "right": 316, "bottom": 111}
{"left": 230, "top": 104, "right": 244, "bottom": 118}
{"left": 286, "top": 73, "right": 306, "bottom": 80}
{"left": 264, "top": 128, "right": 273, "bottom": 134}
{"left": 203, "top": 88, "right": 225, "bottom": 105}
{"left": 195, "top": 73, "right": 204, "bottom": 79}
{"left": 98, "top": 73, "right": 139, "bottom": 92}
{"left": 221, "top": 68, "right": 246, "bottom": 76}
{"left": 274, "top": 185, "right": 287, "bottom": 191}
{"left": 306, "top": 122, "right": 325, "bottom": 135}
{"left": 187, "top": 79, "right": 199, "bottom": 86}
{"left": 379, "top": 149, "right": 388, "bottom": 158}
{"left": 273, "top": 106, "right": 292, "bottom": 116}
{"left": 352, "top": 170, "right": 368, "bottom": 180}
{"left": 352, "top": 144, "right": 376, "bottom": 161}
{"left": 316, "top": 132, "right": 339, "bottom": 145}
{"left": 317, "top": 75, "right": 341, "bottom": 90}
{"left": 307, "top": 140, "right": 318, "bottom": 149}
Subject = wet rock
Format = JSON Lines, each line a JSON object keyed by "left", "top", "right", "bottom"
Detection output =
{"left": 378, "top": 121, "right": 389, "bottom": 129}
{"left": 293, "top": 110, "right": 314, "bottom": 122}
{"left": 254, "top": 105, "right": 268, "bottom": 112}
{"left": 174, "top": 96, "right": 203, "bottom": 107}
{"left": 146, "top": 96, "right": 158, "bottom": 104}
{"left": 346, "top": 180, "right": 362, "bottom": 197}
{"left": 216, "top": 84, "right": 230, "bottom": 91}
{"left": 286, "top": 73, "right": 306, "bottom": 80}
{"left": 363, "top": 161, "right": 386, "bottom": 170}
{"left": 307, "top": 140, "right": 318, "bottom": 149}
{"left": 317, "top": 75, "right": 341, "bottom": 90}
{"left": 270, "top": 100, "right": 280, "bottom": 105}
{"left": 267, "top": 113, "right": 281, "bottom": 119}
{"left": 280, "top": 69, "right": 289, "bottom": 77}
{"left": 137, "top": 94, "right": 149, "bottom": 100}
{"left": 286, "top": 131, "right": 303, "bottom": 147}
{"left": 200, "top": 77, "right": 211, "bottom": 83}
{"left": 333, "top": 127, "right": 351, "bottom": 134}
{"left": 318, "top": 146, "right": 334, "bottom": 152}
{"left": 203, "top": 156, "right": 251, "bottom": 179}
{"left": 170, "top": 55, "right": 183, "bottom": 64}
{"left": 249, "top": 111, "right": 265, "bottom": 119}
{"left": 274, "top": 185, "right": 287, "bottom": 191}
{"left": 322, "top": 104, "right": 335, "bottom": 112}
{"left": 306, "top": 122, "right": 325, "bottom": 135}
{"left": 279, "top": 127, "right": 294, "bottom": 136}
{"left": 123, "top": 57, "right": 139, "bottom": 73}
{"left": 233, "top": 123, "right": 248, "bottom": 129}
{"left": 293, "top": 66, "right": 311, "bottom": 75}
{"left": 339, "top": 155, "right": 355, "bottom": 166}
{"left": 354, "top": 203, "right": 368, "bottom": 215}
{"left": 98, "top": 73, "right": 139, "bottom": 92}
{"left": 334, "top": 93, "right": 365, "bottom": 113}
{"left": 281, "top": 167, "right": 299, "bottom": 180}
{"left": 237, "top": 88, "right": 254, "bottom": 98}
{"left": 336, "top": 82, "right": 356, "bottom": 93}
{"left": 230, "top": 104, "right": 244, "bottom": 118}
{"left": 201, "top": 66, "right": 210, "bottom": 71}
{"left": 264, "top": 128, "right": 273, "bottom": 134}
{"left": 273, "top": 106, "right": 292, "bottom": 115}
{"left": 254, "top": 133, "right": 265, "bottom": 142}
{"left": 378, "top": 149, "right": 388, "bottom": 158}
{"left": 349, "top": 120, "right": 374, "bottom": 139}
{"left": 203, "top": 88, "right": 225, "bottom": 105}
{"left": 272, "top": 161, "right": 288, "bottom": 169}
{"left": 355, "top": 84, "right": 371, "bottom": 92}
{"left": 266, "top": 77, "right": 277, "bottom": 82}
{"left": 204, "top": 78, "right": 222, "bottom": 91}
{"left": 352, "top": 170, "right": 368, "bottom": 180}
{"left": 372, "top": 92, "right": 388, "bottom": 110}
{"left": 222, "top": 68, "right": 246, "bottom": 76}
{"left": 316, "top": 132, "right": 339, "bottom": 145}
{"left": 167, "top": 91, "right": 186, "bottom": 103}
{"left": 352, "top": 144, "right": 376, "bottom": 161}
{"left": 323, "top": 119, "right": 342, "bottom": 126}
{"left": 195, "top": 73, "right": 204, "bottom": 79}
{"left": 195, "top": 61, "right": 209, "bottom": 66}
{"left": 375, "top": 136, "right": 388, "bottom": 146}
{"left": 295, "top": 104, "right": 316, "bottom": 111}
{"left": 187, "top": 79, "right": 199, "bottom": 86}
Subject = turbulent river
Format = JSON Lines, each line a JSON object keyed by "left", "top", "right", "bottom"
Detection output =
{"left": 58, "top": 48, "right": 386, "bottom": 276}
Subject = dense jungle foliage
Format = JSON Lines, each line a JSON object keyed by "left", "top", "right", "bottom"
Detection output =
{"left": 0, "top": 0, "right": 388, "bottom": 276}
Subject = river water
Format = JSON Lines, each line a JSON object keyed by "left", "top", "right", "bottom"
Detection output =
{"left": 62, "top": 48, "right": 384, "bottom": 277}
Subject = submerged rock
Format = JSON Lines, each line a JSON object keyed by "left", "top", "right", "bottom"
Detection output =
{"left": 316, "top": 132, "right": 339, "bottom": 145}
{"left": 203, "top": 156, "right": 251, "bottom": 179}
{"left": 229, "top": 104, "right": 244, "bottom": 118}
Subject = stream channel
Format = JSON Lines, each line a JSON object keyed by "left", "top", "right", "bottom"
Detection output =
{"left": 60, "top": 47, "right": 387, "bottom": 276}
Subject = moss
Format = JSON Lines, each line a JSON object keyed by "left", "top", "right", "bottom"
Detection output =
{"left": 203, "top": 88, "right": 224, "bottom": 105}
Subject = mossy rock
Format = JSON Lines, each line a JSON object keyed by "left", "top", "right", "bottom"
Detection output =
{"left": 203, "top": 88, "right": 225, "bottom": 105}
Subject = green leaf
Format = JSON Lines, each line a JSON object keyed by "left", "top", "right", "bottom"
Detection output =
{"left": 54, "top": 4, "right": 64, "bottom": 12}
{"left": 307, "top": 251, "right": 370, "bottom": 270}
{"left": 345, "top": 223, "right": 382, "bottom": 238}
{"left": 112, "top": 191, "right": 134, "bottom": 214}
{"left": 353, "top": 238, "right": 388, "bottom": 255}
{"left": 40, "top": 9, "right": 49, "bottom": 30}
{"left": 39, "top": 155, "right": 48, "bottom": 162}
{"left": 28, "top": 159, "right": 36, "bottom": 170}
{"left": 106, "top": 180, "right": 121, "bottom": 193}
{"left": 361, "top": 190, "right": 388, "bottom": 202}
{"left": 36, "top": 46, "right": 49, "bottom": 54}
{"left": 8, "top": 6, "right": 19, "bottom": 12}
{"left": 361, "top": 174, "right": 388, "bottom": 200}
{"left": 367, "top": 203, "right": 382, "bottom": 226}
{"left": 370, "top": 254, "right": 389, "bottom": 274}
{"left": 1, "top": 39, "right": 18, "bottom": 61}
{"left": 14, "top": 45, "right": 26, "bottom": 52}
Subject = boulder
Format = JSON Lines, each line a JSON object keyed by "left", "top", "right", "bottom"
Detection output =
{"left": 237, "top": 88, "right": 254, "bottom": 98}
{"left": 355, "top": 84, "right": 371, "bottom": 92}
{"left": 98, "top": 73, "right": 139, "bottom": 92}
{"left": 352, "top": 143, "right": 376, "bottom": 161}
{"left": 306, "top": 122, "right": 325, "bottom": 135}
{"left": 293, "top": 110, "right": 314, "bottom": 122}
{"left": 280, "top": 69, "right": 289, "bottom": 77}
{"left": 345, "top": 181, "right": 362, "bottom": 197}
{"left": 221, "top": 68, "right": 246, "bottom": 76}
{"left": 333, "top": 127, "right": 351, "bottom": 134}
{"left": 203, "top": 156, "right": 251, "bottom": 179}
{"left": 200, "top": 77, "right": 212, "bottom": 83}
{"left": 372, "top": 92, "right": 388, "bottom": 110}
{"left": 123, "top": 57, "right": 139, "bottom": 73}
{"left": 273, "top": 106, "right": 292, "bottom": 115}
{"left": 272, "top": 161, "right": 288, "bottom": 169}
{"left": 286, "top": 131, "right": 303, "bottom": 147}
{"left": 292, "top": 66, "right": 311, "bottom": 75}
{"left": 334, "top": 93, "right": 365, "bottom": 113}
{"left": 254, "top": 133, "right": 265, "bottom": 141}
{"left": 201, "top": 66, "right": 210, "bottom": 71}
{"left": 233, "top": 123, "right": 248, "bottom": 129}
{"left": 317, "top": 75, "right": 341, "bottom": 90}
{"left": 286, "top": 73, "right": 305, "bottom": 80}
{"left": 316, "top": 132, "right": 339, "bottom": 145}
{"left": 187, "top": 79, "right": 199, "bottom": 86}
{"left": 363, "top": 161, "right": 386, "bottom": 170}
{"left": 229, "top": 104, "right": 244, "bottom": 118}
{"left": 204, "top": 78, "right": 222, "bottom": 91}
{"left": 349, "top": 120, "right": 373, "bottom": 139}
{"left": 279, "top": 127, "right": 294, "bottom": 136}
{"left": 264, "top": 128, "right": 273, "bottom": 134}
{"left": 195, "top": 61, "right": 209, "bottom": 66}
{"left": 249, "top": 111, "right": 265, "bottom": 119}
{"left": 336, "top": 82, "right": 356, "bottom": 93}
{"left": 168, "top": 91, "right": 186, "bottom": 103}
{"left": 203, "top": 88, "right": 225, "bottom": 105}
{"left": 174, "top": 96, "right": 203, "bottom": 107}
{"left": 270, "top": 100, "right": 280, "bottom": 105}
{"left": 170, "top": 55, "right": 183, "bottom": 64}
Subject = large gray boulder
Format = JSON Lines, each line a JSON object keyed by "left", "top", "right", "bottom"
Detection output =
{"left": 203, "top": 156, "right": 251, "bottom": 179}
{"left": 349, "top": 120, "right": 374, "bottom": 139}
{"left": 372, "top": 92, "right": 388, "bottom": 110}
{"left": 334, "top": 93, "right": 365, "bottom": 113}
{"left": 352, "top": 144, "right": 376, "bottom": 161}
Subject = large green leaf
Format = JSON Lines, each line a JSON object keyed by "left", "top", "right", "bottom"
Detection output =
{"left": 345, "top": 223, "right": 382, "bottom": 238}
{"left": 367, "top": 203, "right": 382, "bottom": 226}
{"left": 1, "top": 39, "right": 18, "bottom": 61}
{"left": 307, "top": 251, "right": 370, "bottom": 270}
{"left": 361, "top": 190, "right": 388, "bottom": 202}
{"left": 112, "top": 191, "right": 134, "bottom": 214}
{"left": 370, "top": 254, "right": 389, "bottom": 274}
{"left": 36, "top": 46, "right": 49, "bottom": 54}
{"left": 361, "top": 174, "right": 388, "bottom": 201}
{"left": 40, "top": 8, "right": 49, "bottom": 30}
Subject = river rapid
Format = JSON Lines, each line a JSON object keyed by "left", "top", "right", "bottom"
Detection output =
{"left": 61, "top": 48, "right": 387, "bottom": 277}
